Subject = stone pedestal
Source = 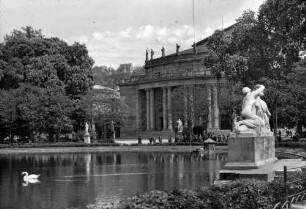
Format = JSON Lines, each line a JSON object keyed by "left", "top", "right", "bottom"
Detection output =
{"left": 84, "top": 133, "right": 91, "bottom": 144}
{"left": 224, "top": 133, "right": 277, "bottom": 170}
{"left": 219, "top": 159, "right": 306, "bottom": 182}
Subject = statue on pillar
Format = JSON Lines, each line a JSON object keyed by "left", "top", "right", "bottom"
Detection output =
{"left": 193, "top": 42, "right": 197, "bottom": 53}
{"left": 145, "top": 49, "right": 149, "bottom": 61}
{"left": 176, "top": 44, "right": 180, "bottom": 55}
{"left": 150, "top": 49, "right": 154, "bottom": 60}
{"left": 84, "top": 122, "right": 91, "bottom": 143}
{"left": 161, "top": 46, "right": 165, "bottom": 58}
{"left": 221, "top": 84, "right": 277, "bottom": 173}
{"left": 85, "top": 122, "right": 89, "bottom": 134}
{"left": 234, "top": 84, "right": 273, "bottom": 136}
{"left": 177, "top": 118, "right": 183, "bottom": 133}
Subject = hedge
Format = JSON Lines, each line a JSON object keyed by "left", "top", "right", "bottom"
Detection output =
{"left": 107, "top": 179, "right": 275, "bottom": 209}
{"left": 97, "top": 169, "right": 306, "bottom": 209}
{"left": 131, "top": 142, "right": 227, "bottom": 146}
{"left": 0, "top": 141, "right": 228, "bottom": 149}
{"left": 278, "top": 141, "right": 306, "bottom": 149}
{"left": 0, "top": 142, "right": 122, "bottom": 149}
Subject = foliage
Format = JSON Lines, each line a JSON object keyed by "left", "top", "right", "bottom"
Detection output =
{"left": 0, "top": 142, "right": 121, "bottom": 149}
{"left": 218, "top": 81, "right": 244, "bottom": 130}
{"left": 278, "top": 59, "right": 306, "bottom": 132}
{"left": 204, "top": 0, "right": 306, "bottom": 133}
{"left": 0, "top": 26, "right": 94, "bottom": 142}
{"left": 117, "top": 191, "right": 175, "bottom": 209}
{"left": 88, "top": 88, "right": 128, "bottom": 141}
{"left": 278, "top": 141, "right": 306, "bottom": 149}
{"left": 104, "top": 170, "right": 306, "bottom": 209}
{"left": 172, "top": 85, "right": 208, "bottom": 135}
{"left": 113, "top": 179, "right": 276, "bottom": 209}
{"left": 92, "top": 64, "right": 144, "bottom": 88}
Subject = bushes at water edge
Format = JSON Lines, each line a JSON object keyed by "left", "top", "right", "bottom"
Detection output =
{"left": 111, "top": 179, "right": 275, "bottom": 209}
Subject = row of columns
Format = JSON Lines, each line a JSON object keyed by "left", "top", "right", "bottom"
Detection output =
{"left": 146, "top": 87, "right": 173, "bottom": 131}
{"left": 143, "top": 84, "right": 219, "bottom": 131}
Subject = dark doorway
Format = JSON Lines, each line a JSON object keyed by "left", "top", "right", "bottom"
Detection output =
{"left": 221, "top": 115, "right": 231, "bottom": 130}
{"left": 160, "top": 117, "right": 163, "bottom": 130}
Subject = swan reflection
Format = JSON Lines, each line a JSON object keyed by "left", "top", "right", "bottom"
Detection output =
{"left": 22, "top": 179, "right": 40, "bottom": 186}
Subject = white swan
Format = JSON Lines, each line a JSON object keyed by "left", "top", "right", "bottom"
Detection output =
{"left": 21, "top": 171, "right": 40, "bottom": 180}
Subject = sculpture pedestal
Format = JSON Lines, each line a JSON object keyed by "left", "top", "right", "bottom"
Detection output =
{"left": 218, "top": 132, "right": 278, "bottom": 182}
{"left": 224, "top": 133, "right": 277, "bottom": 170}
{"left": 84, "top": 133, "right": 91, "bottom": 144}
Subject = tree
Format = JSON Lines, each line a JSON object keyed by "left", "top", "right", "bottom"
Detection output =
{"left": 0, "top": 90, "right": 18, "bottom": 142}
{"left": 279, "top": 59, "right": 306, "bottom": 133}
{"left": 172, "top": 85, "right": 208, "bottom": 138}
{"left": 218, "top": 81, "right": 244, "bottom": 130}
{"left": 89, "top": 88, "right": 128, "bottom": 141}
{"left": 204, "top": 1, "right": 306, "bottom": 134}
{"left": 0, "top": 26, "right": 94, "bottom": 142}
{"left": 92, "top": 66, "right": 116, "bottom": 87}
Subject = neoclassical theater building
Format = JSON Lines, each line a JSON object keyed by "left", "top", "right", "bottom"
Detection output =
{"left": 118, "top": 26, "right": 234, "bottom": 137}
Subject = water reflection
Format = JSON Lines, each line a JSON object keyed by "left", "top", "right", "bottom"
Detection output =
{"left": 22, "top": 179, "right": 40, "bottom": 187}
{"left": 0, "top": 151, "right": 227, "bottom": 209}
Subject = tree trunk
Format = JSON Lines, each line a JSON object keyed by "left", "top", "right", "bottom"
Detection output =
{"left": 104, "top": 124, "right": 107, "bottom": 142}
{"left": 49, "top": 131, "right": 55, "bottom": 143}
{"left": 297, "top": 120, "right": 303, "bottom": 135}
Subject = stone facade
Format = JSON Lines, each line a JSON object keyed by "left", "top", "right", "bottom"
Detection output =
{"left": 119, "top": 25, "right": 235, "bottom": 137}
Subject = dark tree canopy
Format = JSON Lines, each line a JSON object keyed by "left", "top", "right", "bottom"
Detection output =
{"left": 0, "top": 26, "right": 94, "bottom": 142}
{"left": 204, "top": 0, "right": 306, "bottom": 134}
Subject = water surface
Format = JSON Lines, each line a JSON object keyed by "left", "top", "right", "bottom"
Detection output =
{"left": 0, "top": 151, "right": 226, "bottom": 209}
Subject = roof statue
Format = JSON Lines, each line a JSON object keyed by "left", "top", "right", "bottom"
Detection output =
{"left": 161, "top": 46, "right": 165, "bottom": 58}
{"left": 176, "top": 44, "right": 180, "bottom": 55}
{"left": 150, "top": 49, "right": 154, "bottom": 60}
{"left": 146, "top": 49, "right": 149, "bottom": 61}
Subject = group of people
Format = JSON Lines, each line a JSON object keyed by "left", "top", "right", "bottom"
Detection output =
{"left": 205, "top": 132, "right": 229, "bottom": 143}
{"left": 137, "top": 133, "right": 229, "bottom": 145}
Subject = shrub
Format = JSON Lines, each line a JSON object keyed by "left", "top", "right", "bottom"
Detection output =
{"left": 113, "top": 179, "right": 276, "bottom": 209}
{"left": 0, "top": 142, "right": 122, "bottom": 149}
{"left": 117, "top": 191, "right": 174, "bottom": 209}
{"left": 169, "top": 189, "right": 206, "bottom": 209}
{"left": 199, "top": 179, "right": 274, "bottom": 209}
{"left": 278, "top": 141, "right": 306, "bottom": 149}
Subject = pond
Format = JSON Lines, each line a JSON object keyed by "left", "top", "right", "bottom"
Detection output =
{"left": 0, "top": 151, "right": 227, "bottom": 209}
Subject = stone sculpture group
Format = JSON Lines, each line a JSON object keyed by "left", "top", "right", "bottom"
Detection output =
{"left": 234, "top": 84, "right": 273, "bottom": 136}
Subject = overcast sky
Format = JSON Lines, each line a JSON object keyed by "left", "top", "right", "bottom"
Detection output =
{"left": 0, "top": 0, "right": 265, "bottom": 69}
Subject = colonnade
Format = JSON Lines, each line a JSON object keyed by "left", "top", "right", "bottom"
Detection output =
{"left": 142, "top": 84, "right": 220, "bottom": 131}
{"left": 145, "top": 86, "right": 173, "bottom": 131}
